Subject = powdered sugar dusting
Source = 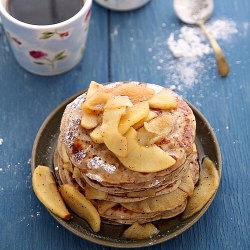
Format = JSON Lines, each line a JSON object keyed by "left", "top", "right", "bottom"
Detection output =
{"left": 167, "top": 27, "right": 211, "bottom": 58}
{"left": 86, "top": 173, "right": 103, "bottom": 182}
{"left": 88, "top": 156, "right": 116, "bottom": 174}
{"left": 150, "top": 18, "right": 238, "bottom": 95}
{"left": 209, "top": 19, "right": 238, "bottom": 40}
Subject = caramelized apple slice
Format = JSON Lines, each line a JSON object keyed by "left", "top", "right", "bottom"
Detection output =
{"left": 117, "top": 127, "right": 176, "bottom": 172}
{"left": 109, "top": 83, "right": 155, "bottom": 104}
{"left": 60, "top": 143, "right": 70, "bottom": 163}
{"left": 119, "top": 101, "right": 149, "bottom": 135}
{"left": 90, "top": 125, "right": 104, "bottom": 143}
{"left": 121, "top": 188, "right": 187, "bottom": 213}
{"left": 182, "top": 157, "right": 220, "bottom": 219}
{"left": 122, "top": 222, "right": 159, "bottom": 239}
{"left": 144, "top": 114, "right": 173, "bottom": 135}
{"left": 81, "top": 112, "right": 99, "bottom": 129}
{"left": 72, "top": 167, "right": 82, "bottom": 178}
{"left": 63, "top": 162, "right": 73, "bottom": 173}
{"left": 133, "top": 110, "right": 157, "bottom": 130}
{"left": 101, "top": 107, "right": 127, "bottom": 158}
{"left": 97, "top": 200, "right": 118, "bottom": 215}
{"left": 82, "top": 91, "right": 112, "bottom": 113}
{"left": 148, "top": 89, "right": 177, "bottom": 110}
{"left": 104, "top": 95, "right": 132, "bottom": 109}
{"left": 60, "top": 184, "right": 101, "bottom": 232}
{"left": 85, "top": 183, "right": 108, "bottom": 200}
{"left": 32, "top": 165, "right": 70, "bottom": 220}
{"left": 136, "top": 126, "right": 156, "bottom": 146}
{"left": 85, "top": 81, "right": 106, "bottom": 100}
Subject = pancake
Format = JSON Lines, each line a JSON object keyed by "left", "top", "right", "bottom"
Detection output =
{"left": 101, "top": 201, "right": 187, "bottom": 225}
{"left": 54, "top": 81, "right": 199, "bottom": 225}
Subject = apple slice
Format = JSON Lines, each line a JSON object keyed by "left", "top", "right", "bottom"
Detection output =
{"left": 104, "top": 95, "right": 132, "bottom": 109}
{"left": 90, "top": 125, "right": 104, "bottom": 143}
{"left": 101, "top": 107, "right": 127, "bottom": 158}
{"left": 85, "top": 183, "right": 108, "bottom": 200}
{"left": 60, "top": 143, "right": 70, "bottom": 163}
{"left": 178, "top": 172, "right": 194, "bottom": 197}
{"left": 117, "top": 127, "right": 176, "bottom": 172}
{"left": 108, "top": 83, "right": 155, "bottom": 104}
{"left": 85, "top": 81, "right": 106, "bottom": 100}
{"left": 81, "top": 112, "right": 99, "bottom": 129}
{"left": 82, "top": 91, "right": 112, "bottom": 113}
{"left": 133, "top": 110, "right": 157, "bottom": 130}
{"left": 122, "top": 222, "right": 159, "bottom": 239}
{"left": 182, "top": 157, "right": 220, "bottom": 219}
{"left": 59, "top": 184, "right": 101, "bottom": 232}
{"left": 121, "top": 188, "right": 187, "bottom": 213}
{"left": 97, "top": 200, "right": 118, "bottom": 215}
{"left": 144, "top": 114, "right": 173, "bottom": 135}
{"left": 136, "top": 126, "right": 156, "bottom": 146}
{"left": 118, "top": 101, "right": 149, "bottom": 135}
{"left": 32, "top": 165, "right": 70, "bottom": 220}
{"left": 148, "top": 89, "right": 177, "bottom": 110}
{"left": 72, "top": 167, "right": 82, "bottom": 178}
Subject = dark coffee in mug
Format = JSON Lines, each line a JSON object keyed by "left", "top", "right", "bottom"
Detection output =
{"left": 7, "top": 0, "right": 84, "bottom": 25}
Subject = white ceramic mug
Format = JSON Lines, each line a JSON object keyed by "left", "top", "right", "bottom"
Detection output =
{"left": 0, "top": 0, "right": 92, "bottom": 76}
{"left": 94, "top": 0, "right": 150, "bottom": 11}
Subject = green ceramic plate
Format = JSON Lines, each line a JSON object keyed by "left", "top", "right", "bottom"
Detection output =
{"left": 31, "top": 86, "right": 222, "bottom": 248}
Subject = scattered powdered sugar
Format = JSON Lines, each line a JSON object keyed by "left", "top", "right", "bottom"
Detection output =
{"left": 167, "top": 26, "right": 211, "bottom": 58}
{"left": 0, "top": 138, "right": 3, "bottom": 145}
{"left": 208, "top": 19, "right": 238, "bottom": 40}
{"left": 70, "top": 93, "right": 86, "bottom": 109}
{"left": 150, "top": 18, "right": 238, "bottom": 95}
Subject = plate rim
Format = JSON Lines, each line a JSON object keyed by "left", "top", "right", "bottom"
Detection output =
{"left": 31, "top": 85, "right": 222, "bottom": 248}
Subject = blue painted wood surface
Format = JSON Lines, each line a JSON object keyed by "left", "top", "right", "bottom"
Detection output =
{"left": 0, "top": 1, "right": 249, "bottom": 249}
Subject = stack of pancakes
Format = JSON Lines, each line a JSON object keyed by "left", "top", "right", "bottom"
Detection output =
{"left": 54, "top": 82, "right": 199, "bottom": 225}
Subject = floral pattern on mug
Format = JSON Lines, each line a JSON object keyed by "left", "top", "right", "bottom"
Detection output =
{"left": 6, "top": 32, "right": 22, "bottom": 45}
{"left": 84, "top": 7, "right": 92, "bottom": 22}
{"left": 39, "top": 29, "right": 71, "bottom": 40}
{"left": 30, "top": 50, "right": 67, "bottom": 69}
{"left": 76, "top": 7, "right": 91, "bottom": 42}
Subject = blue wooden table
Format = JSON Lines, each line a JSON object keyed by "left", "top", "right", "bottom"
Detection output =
{"left": 0, "top": 1, "right": 249, "bottom": 249}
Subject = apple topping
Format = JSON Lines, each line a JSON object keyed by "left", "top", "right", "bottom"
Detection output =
{"left": 107, "top": 82, "right": 155, "bottom": 104}
{"left": 60, "top": 184, "right": 101, "bottom": 232}
{"left": 148, "top": 89, "right": 177, "bottom": 110}
{"left": 100, "top": 107, "right": 128, "bottom": 158}
{"left": 117, "top": 127, "right": 176, "bottom": 173}
{"left": 119, "top": 101, "right": 149, "bottom": 135}
{"left": 122, "top": 222, "right": 159, "bottom": 239}
{"left": 182, "top": 157, "right": 220, "bottom": 219}
{"left": 32, "top": 165, "right": 70, "bottom": 220}
{"left": 81, "top": 82, "right": 178, "bottom": 172}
